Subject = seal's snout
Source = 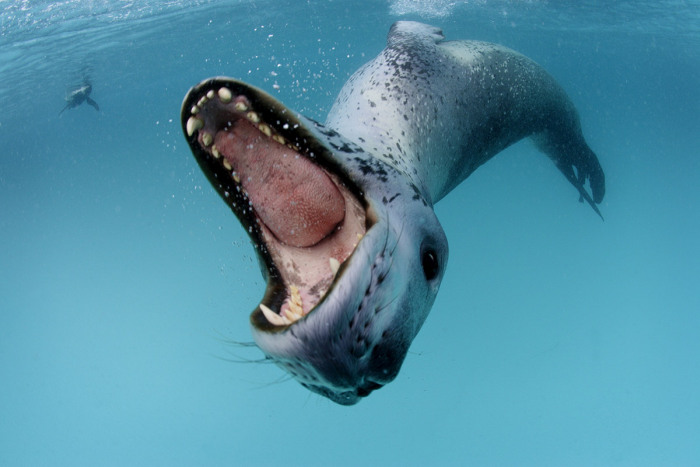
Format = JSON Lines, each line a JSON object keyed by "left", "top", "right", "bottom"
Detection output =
{"left": 302, "top": 380, "right": 385, "bottom": 406}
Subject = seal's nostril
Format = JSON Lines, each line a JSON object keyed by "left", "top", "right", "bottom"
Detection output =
{"left": 357, "top": 381, "right": 384, "bottom": 397}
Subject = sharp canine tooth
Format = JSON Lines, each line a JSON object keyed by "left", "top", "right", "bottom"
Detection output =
{"left": 259, "top": 123, "right": 272, "bottom": 137}
{"left": 206, "top": 90, "right": 215, "bottom": 99}
{"left": 218, "top": 87, "right": 232, "bottom": 103}
{"left": 186, "top": 116, "right": 204, "bottom": 136}
{"left": 201, "top": 131, "right": 213, "bottom": 147}
{"left": 260, "top": 304, "right": 290, "bottom": 326}
{"left": 235, "top": 101, "right": 248, "bottom": 112}
{"left": 329, "top": 257, "right": 340, "bottom": 277}
{"left": 247, "top": 111, "right": 260, "bottom": 123}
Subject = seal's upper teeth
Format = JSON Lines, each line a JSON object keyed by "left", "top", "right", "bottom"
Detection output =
{"left": 206, "top": 89, "right": 215, "bottom": 99}
{"left": 235, "top": 101, "right": 248, "bottom": 112}
{"left": 186, "top": 116, "right": 204, "bottom": 136}
{"left": 218, "top": 87, "right": 232, "bottom": 103}
{"left": 259, "top": 123, "right": 272, "bottom": 137}
{"left": 247, "top": 111, "right": 260, "bottom": 123}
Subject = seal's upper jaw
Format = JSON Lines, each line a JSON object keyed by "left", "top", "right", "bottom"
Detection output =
{"left": 181, "top": 78, "right": 370, "bottom": 332}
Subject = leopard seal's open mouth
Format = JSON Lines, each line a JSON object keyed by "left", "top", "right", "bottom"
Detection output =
{"left": 182, "top": 79, "right": 371, "bottom": 331}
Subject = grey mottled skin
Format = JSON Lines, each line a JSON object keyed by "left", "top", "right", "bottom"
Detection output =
{"left": 327, "top": 22, "right": 604, "bottom": 211}
{"left": 181, "top": 21, "right": 605, "bottom": 406}
{"left": 262, "top": 21, "right": 604, "bottom": 403}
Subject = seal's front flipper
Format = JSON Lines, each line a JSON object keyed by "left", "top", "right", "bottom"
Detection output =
{"left": 86, "top": 97, "right": 100, "bottom": 111}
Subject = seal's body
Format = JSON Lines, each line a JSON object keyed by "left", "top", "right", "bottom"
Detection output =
{"left": 181, "top": 21, "right": 605, "bottom": 405}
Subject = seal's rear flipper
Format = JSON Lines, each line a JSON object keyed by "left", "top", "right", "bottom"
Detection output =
{"left": 533, "top": 132, "right": 605, "bottom": 220}
{"left": 86, "top": 97, "right": 100, "bottom": 111}
{"left": 555, "top": 159, "right": 604, "bottom": 220}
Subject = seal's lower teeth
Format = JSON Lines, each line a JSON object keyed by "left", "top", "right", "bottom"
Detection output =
{"left": 260, "top": 304, "right": 290, "bottom": 326}
{"left": 259, "top": 285, "right": 306, "bottom": 327}
{"left": 329, "top": 257, "right": 340, "bottom": 276}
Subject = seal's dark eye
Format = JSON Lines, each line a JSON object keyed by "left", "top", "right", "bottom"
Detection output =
{"left": 421, "top": 248, "right": 439, "bottom": 281}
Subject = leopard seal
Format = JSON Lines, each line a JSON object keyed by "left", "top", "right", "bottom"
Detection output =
{"left": 180, "top": 21, "right": 605, "bottom": 405}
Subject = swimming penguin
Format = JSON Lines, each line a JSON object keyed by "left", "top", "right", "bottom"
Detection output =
{"left": 59, "top": 80, "right": 100, "bottom": 115}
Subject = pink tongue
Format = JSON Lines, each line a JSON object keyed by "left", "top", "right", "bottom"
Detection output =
{"left": 215, "top": 120, "right": 345, "bottom": 248}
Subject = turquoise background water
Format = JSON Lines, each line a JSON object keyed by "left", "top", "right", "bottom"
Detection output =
{"left": 1, "top": 1, "right": 699, "bottom": 465}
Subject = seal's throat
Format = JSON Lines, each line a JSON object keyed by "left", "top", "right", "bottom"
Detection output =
{"left": 182, "top": 80, "right": 369, "bottom": 329}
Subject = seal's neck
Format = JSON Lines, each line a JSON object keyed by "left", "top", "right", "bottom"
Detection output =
{"left": 324, "top": 34, "right": 475, "bottom": 205}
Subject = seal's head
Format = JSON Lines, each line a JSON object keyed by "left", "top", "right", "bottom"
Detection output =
{"left": 182, "top": 78, "right": 447, "bottom": 405}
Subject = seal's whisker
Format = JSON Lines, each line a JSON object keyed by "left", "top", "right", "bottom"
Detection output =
{"left": 376, "top": 293, "right": 399, "bottom": 314}
{"left": 390, "top": 218, "right": 405, "bottom": 257}
{"left": 213, "top": 354, "right": 270, "bottom": 364}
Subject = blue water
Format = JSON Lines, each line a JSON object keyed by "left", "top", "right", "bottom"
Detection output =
{"left": 1, "top": 1, "right": 698, "bottom": 465}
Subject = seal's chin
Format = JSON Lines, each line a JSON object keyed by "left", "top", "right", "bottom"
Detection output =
{"left": 182, "top": 79, "right": 369, "bottom": 330}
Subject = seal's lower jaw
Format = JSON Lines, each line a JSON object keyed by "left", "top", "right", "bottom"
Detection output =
{"left": 181, "top": 78, "right": 369, "bottom": 332}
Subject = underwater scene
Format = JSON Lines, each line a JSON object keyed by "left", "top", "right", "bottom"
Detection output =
{"left": 1, "top": 0, "right": 699, "bottom": 465}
